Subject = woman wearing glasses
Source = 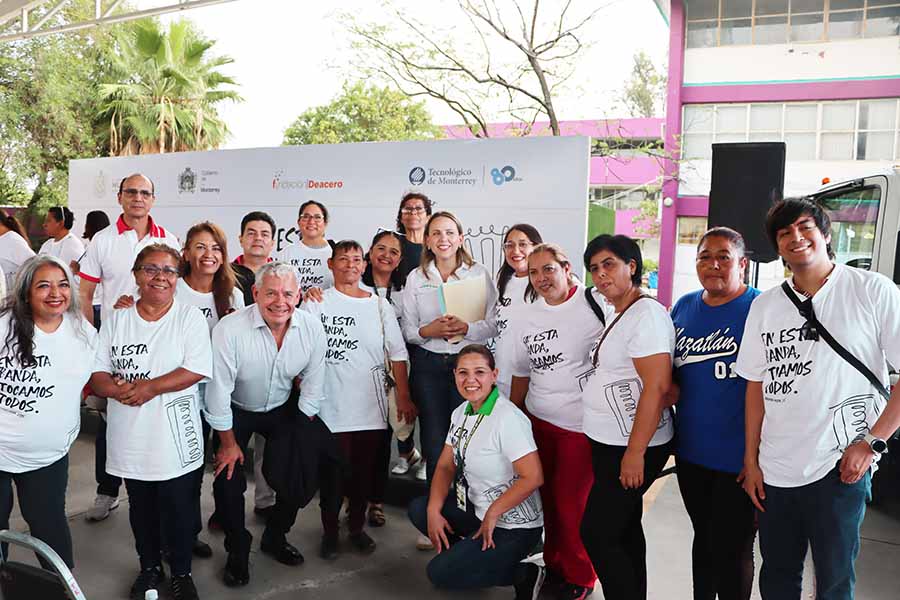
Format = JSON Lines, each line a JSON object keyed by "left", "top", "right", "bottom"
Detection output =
{"left": 508, "top": 243, "right": 604, "bottom": 600}
{"left": 39, "top": 207, "right": 84, "bottom": 271}
{"left": 277, "top": 200, "right": 334, "bottom": 297}
{"left": 0, "top": 209, "right": 35, "bottom": 290}
{"left": 395, "top": 192, "right": 433, "bottom": 278}
{"left": 670, "top": 228, "right": 759, "bottom": 600}
{"left": 91, "top": 244, "right": 212, "bottom": 600}
{"left": 579, "top": 234, "right": 675, "bottom": 600}
{"left": 493, "top": 224, "right": 542, "bottom": 398}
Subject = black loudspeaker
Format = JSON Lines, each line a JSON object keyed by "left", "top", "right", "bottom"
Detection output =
{"left": 707, "top": 142, "right": 786, "bottom": 264}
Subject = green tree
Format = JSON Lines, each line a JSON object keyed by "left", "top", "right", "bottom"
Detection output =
{"left": 99, "top": 18, "right": 241, "bottom": 155}
{"left": 619, "top": 50, "right": 666, "bottom": 119}
{"left": 283, "top": 82, "right": 441, "bottom": 146}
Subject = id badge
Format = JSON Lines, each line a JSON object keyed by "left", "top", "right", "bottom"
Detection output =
{"left": 455, "top": 480, "right": 467, "bottom": 511}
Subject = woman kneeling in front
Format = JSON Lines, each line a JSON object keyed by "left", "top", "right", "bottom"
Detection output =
{"left": 407, "top": 344, "right": 546, "bottom": 600}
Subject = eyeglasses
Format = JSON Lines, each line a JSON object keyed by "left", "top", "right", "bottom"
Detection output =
{"left": 376, "top": 227, "right": 406, "bottom": 237}
{"left": 121, "top": 188, "right": 153, "bottom": 198}
{"left": 400, "top": 206, "right": 426, "bottom": 215}
{"left": 136, "top": 265, "right": 179, "bottom": 279}
{"left": 299, "top": 214, "right": 324, "bottom": 222}
{"left": 503, "top": 241, "right": 534, "bottom": 252}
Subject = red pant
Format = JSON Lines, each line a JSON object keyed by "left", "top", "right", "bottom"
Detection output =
{"left": 531, "top": 415, "right": 597, "bottom": 589}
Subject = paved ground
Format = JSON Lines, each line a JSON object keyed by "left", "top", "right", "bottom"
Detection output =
{"left": 5, "top": 412, "right": 900, "bottom": 599}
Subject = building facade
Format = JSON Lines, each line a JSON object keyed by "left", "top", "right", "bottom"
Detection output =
{"left": 656, "top": 0, "right": 900, "bottom": 304}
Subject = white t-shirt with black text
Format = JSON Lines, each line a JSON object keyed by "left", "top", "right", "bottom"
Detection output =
{"left": 277, "top": 241, "right": 334, "bottom": 293}
{"left": 175, "top": 278, "right": 245, "bottom": 332}
{"left": 508, "top": 286, "right": 607, "bottom": 432}
{"left": 94, "top": 299, "right": 213, "bottom": 481}
{"left": 301, "top": 288, "right": 408, "bottom": 432}
{"left": 494, "top": 274, "right": 531, "bottom": 397}
{"left": 735, "top": 264, "right": 900, "bottom": 487}
{"left": 582, "top": 297, "right": 675, "bottom": 446}
{"left": 0, "top": 313, "right": 97, "bottom": 473}
{"left": 446, "top": 395, "right": 543, "bottom": 529}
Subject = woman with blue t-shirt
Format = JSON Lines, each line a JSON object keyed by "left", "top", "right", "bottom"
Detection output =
{"left": 670, "top": 227, "right": 760, "bottom": 600}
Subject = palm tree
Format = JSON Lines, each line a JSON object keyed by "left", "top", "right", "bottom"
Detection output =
{"left": 98, "top": 19, "right": 241, "bottom": 155}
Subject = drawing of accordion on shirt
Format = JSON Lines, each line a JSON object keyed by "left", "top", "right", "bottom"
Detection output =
{"left": 165, "top": 394, "right": 203, "bottom": 468}
{"left": 483, "top": 477, "right": 543, "bottom": 525}
{"left": 829, "top": 394, "right": 879, "bottom": 451}
{"left": 464, "top": 225, "right": 509, "bottom": 276}
{"left": 604, "top": 378, "right": 670, "bottom": 438}
{"left": 371, "top": 365, "right": 389, "bottom": 422}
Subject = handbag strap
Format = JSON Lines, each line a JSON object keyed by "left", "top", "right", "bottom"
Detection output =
{"left": 584, "top": 287, "right": 606, "bottom": 327}
{"left": 590, "top": 293, "right": 650, "bottom": 367}
{"left": 780, "top": 281, "right": 890, "bottom": 402}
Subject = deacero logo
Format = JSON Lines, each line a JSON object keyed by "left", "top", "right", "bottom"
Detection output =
{"left": 409, "top": 166, "right": 426, "bottom": 185}
{"left": 272, "top": 170, "right": 344, "bottom": 191}
{"left": 491, "top": 165, "right": 518, "bottom": 186}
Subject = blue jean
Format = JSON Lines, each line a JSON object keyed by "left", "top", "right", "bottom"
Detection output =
{"left": 408, "top": 495, "right": 542, "bottom": 589}
{"left": 758, "top": 466, "right": 871, "bottom": 600}
{"left": 408, "top": 346, "right": 464, "bottom": 483}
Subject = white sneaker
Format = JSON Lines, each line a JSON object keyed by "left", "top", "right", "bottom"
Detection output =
{"left": 85, "top": 494, "right": 119, "bottom": 522}
{"left": 415, "top": 533, "right": 434, "bottom": 551}
{"left": 391, "top": 448, "right": 421, "bottom": 475}
{"left": 415, "top": 460, "right": 427, "bottom": 481}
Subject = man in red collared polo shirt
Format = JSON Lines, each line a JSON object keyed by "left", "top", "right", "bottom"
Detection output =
{"left": 78, "top": 173, "right": 180, "bottom": 326}
{"left": 77, "top": 173, "right": 181, "bottom": 526}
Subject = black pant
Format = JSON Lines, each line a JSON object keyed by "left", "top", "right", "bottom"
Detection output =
{"left": 95, "top": 411, "right": 123, "bottom": 497}
{"left": 676, "top": 458, "right": 756, "bottom": 600}
{"left": 580, "top": 439, "right": 672, "bottom": 600}
{"left": 0, "top": 455, "right": 73, "bottom": 568}
{"left": 212, "top": 403, "right": 303, "bottom": 555}
{"left": 320, "top": 430, "right": 385, "bottom": 536}
{"left": 124, "top": 467, "right": 201, "bottom": 577}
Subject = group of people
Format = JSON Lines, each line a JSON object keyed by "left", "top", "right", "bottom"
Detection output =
{"left": 0, "top": 172, "right": 898, "bottom": 600}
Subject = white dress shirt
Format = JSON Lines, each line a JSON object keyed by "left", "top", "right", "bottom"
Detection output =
{"left": 400, "top": 261, "right": 498, "bottom": 355}
{"left": 204, "top": 304, "right": 327, "bottom": 431}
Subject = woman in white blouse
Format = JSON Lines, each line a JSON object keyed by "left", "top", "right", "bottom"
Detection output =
{"left": 0, "top": 255, "right": 97, "bottom": 569}
{"left": 39, "top": 207, "right": 84, "bottom": 269}
{"left": 579, "top": 234, "right": 675, "bottom": 600}
{"left": 400, "top": 211, "right": 498, "bottom": 494}
{"left": 90, "top": 244, "right": 212, "bottom": 600}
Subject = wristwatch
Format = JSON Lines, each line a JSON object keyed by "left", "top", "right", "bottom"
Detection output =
{"left": 863, "top": 433, "right": 889, "bottom": 454}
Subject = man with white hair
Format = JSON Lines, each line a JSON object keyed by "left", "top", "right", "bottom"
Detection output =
{"left": 205, "top": 262, "right": 327, "bottom": 587}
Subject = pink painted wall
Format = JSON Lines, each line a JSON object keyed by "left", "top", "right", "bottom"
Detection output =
{"left": 590, "top": 156, "right": 662, "bottom": 186}
{"left": 682, "top": 78, "right": 900, "bottom": 105}
{"left": 443, "top": 118, "right": 664, "bottom": 140}
{"left": 615, "top": 209, "right": 656, "bottom": 239}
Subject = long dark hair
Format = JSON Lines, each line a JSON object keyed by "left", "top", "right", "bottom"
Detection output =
{"left": 47, "top": 207, "right": 75, "bottom": 230}
{"left": 496, "top": 224, "right": 542, "bottom": 301}
{"left": 2, "top": 255, "right": 84, "bottom": 367}
{"left": 182, "top": 222, "right": 238, "bottom": 319}
{"left": 0, "top": 209, "right": 30, "bottom": 246}
{"left": 362, "top": 230, "right": 407, "bottom": 300}
{"left": 84, "top": 211, "right": 111, "bottom": 240}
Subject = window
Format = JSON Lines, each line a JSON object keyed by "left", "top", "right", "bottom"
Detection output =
{"left": 681, "top": 99, "right": 900, "bottom": 161}
{"left": 685, "top": 0, "right": 900, "bottom": 48}
{"left": 677, "top": 217, "right": 709, "bottom": 245}
{"left": 589, "top": 187, "right": 661, "bottom": 211}
{"left": 814, "top": 184, "right": 882, "bottom": 268}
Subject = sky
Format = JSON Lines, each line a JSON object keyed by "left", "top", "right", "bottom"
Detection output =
{"left": 158, "top": 0, "right": 670, "bottom": 150}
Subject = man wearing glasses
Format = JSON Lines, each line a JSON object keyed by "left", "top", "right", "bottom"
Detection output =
{"left": 736, "top": 198, "right": 900, "bottom": 599}
{"left": 78, "top": 173, "right": 181, "bottom": 524}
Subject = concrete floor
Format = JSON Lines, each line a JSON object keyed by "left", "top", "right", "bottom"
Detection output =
{"left": 4, "top": 412, "right": 900, "bottom": 600}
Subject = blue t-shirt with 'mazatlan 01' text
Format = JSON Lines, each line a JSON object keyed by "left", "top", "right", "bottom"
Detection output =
{"left": 671, "top": 286, "right": 760, "bottom": 474}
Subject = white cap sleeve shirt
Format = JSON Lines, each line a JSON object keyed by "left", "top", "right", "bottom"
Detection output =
{"left": 446, "top": 395, "right": 543, "bottom": 529}
{"left": 508, "top": 286, "right": 606, "bottom": 432}
{"left": 38, "top": 232, "right": 85, "bottom": 266}
{"left": 93, "top": 299, "right": 213, "bottom": 481}
{"left": 735, "top": 264, "right": 900, "bottom": 487}
{"left": 301, "top": 288, "right": 408, "bottom": 432}
{"left": 582, "top": 298, "right": 676, "bottom": 446}
{"left": 276, "top": 241, "right": 334, "bottom": 294}
{"left": 175, "top": 278, "right": 246, "bottom": 332}
{"left": 0, "top": 313, "right": 98, "bottom": 473}
{"left": 493, "top": 274, "right": 531, "bottom": 398}
{"left": 0, "top": 231, "right": 36, "bottom": 290}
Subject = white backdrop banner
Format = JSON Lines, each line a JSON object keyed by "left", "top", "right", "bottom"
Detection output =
{"left": 68, "top": 136, "right": 590, "bottom": 275}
